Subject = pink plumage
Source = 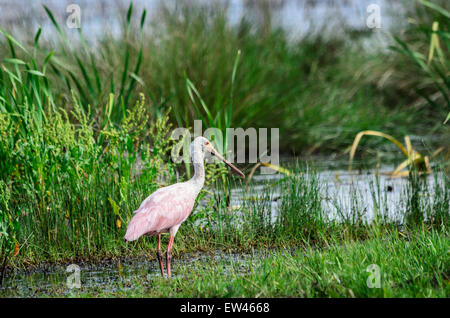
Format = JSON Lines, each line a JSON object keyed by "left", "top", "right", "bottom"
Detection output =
{"left": 124, "top": 183, "right": 197, "bottom": 241}
{"left": 123, "top": 136, "right": 244, "bottom": 278}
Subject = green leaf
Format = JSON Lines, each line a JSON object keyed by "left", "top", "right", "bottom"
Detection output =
{"left": 185, "top": 77, "right": 214, "bottom": 127}
{"left": 34, "top": 27, "right": 42, "bottom": 48}
{"left": 126, "top": 3, "right": 133, "bottom": 26}
{"left": 0, "top": 28, "right": 30, "bottom": 55}
{"left": 3, "top": 58, "right": 26, "bottom": 65}
{"left": 419, "top": 0, "right": 450, "bottom": 19}
{"left": 444, "top": 112, "right": 450, "bottom": 124}
{"left": 140, "top": 9, "right": 147, "bottom": 30}
{"left": 43, "top": 51, "right": 55, "bottom": 66}
{"left": 26, "top": 70, "right": 45, "bottom": 77}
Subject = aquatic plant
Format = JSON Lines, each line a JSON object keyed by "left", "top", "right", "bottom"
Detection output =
{"left": 0, "top": 1, "right": 448, "bottom": 279}
{"left": 393, "top": 0, "right": 449, "bottom": 115}
{"left": 0, "top": 180, "right": 19, "bottom": 286}
{"left": 0, "top": 2, "right": 420, "bottom": 154}
{"left": 348, "top": 130, "right": 444, "bottom": 177}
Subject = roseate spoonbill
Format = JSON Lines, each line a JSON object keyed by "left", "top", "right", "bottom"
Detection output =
{"left": 124, "top": 136, "right": 245, "bottom": 277}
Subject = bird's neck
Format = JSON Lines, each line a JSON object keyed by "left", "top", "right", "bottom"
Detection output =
{"left": 190, "top": 151, "right": 205, "bottom": 188}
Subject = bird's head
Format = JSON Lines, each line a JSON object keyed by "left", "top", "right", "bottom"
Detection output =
{"left": 190, "top": 136, "right": 245, "bottom": 178}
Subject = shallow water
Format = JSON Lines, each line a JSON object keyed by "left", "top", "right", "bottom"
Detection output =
{"left": 0, "top": 250, "right": 261, "bottom": 297}
{"left": 224, "top": 164, "right": 443, "bottom": 226}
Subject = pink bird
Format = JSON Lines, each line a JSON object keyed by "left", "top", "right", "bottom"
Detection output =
{"left": 124, "top": 136, "right": 245, "bottom": 277}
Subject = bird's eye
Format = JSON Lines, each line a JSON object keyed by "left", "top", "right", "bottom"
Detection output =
{"left": 205, "top": 141, "right": 209, "bottom": 145}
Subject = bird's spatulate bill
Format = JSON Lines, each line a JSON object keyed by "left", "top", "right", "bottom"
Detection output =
{"left": 210, "top": 147, "right": 245, "bottom": 178}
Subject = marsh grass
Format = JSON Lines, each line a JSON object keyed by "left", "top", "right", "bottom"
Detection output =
{"left": 392, "top": 0, "right": 450, "bottom": 119}
{"left": 2, "top": 227, "right": 448, "bottom": 298}
{"left": 0, "top": 91, "right": 178, "bottom": 268}
{"left": 145, "top": 229, "right": 449, "bottom": 298}
{"left": 0, "top": 1, "right": 449, "bottom": 295}
{"left": 4, "top": 157, "right": 449, "bottom": 268}
{"left": 1, "top": 1, "right": 439, "bottom": 154}
{"left": 1, "top": 158, "right": 449, "bottom": 296}
{"left": 173, "top": 164, "right": 449, "bottom": 257}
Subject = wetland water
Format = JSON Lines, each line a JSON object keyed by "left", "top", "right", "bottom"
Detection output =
{"left": 0, "top": 250, "right": 262, "bottom": 297}
{"left": 1, "top": 165, "right": 443, "bottom": 297}
{"left": 234, "top": 167, "right": 442, "bottom": 223}
{"left": 2, "top": 0, "right": 404, "bottom": 42}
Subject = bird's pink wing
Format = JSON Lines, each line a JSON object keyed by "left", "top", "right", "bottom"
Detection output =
{"left": 124, "top": 183, "right": 196, "bottom": 241}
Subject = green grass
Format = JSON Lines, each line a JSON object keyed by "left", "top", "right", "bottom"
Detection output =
{"left": 1, "top": 1, "right": 447, "bottom": 154}
{"left": 3, "top": 162, "right": 449, "bottom": 265}
{"left": 2, "top": 228, "right": 448, "bottom": 297}
{"left": 0, "top": 0, "right": 449, "bottom": 297}
{"left": 108, "top": 229, "right": 450, "bottom": 298}
{"left": 0, "top": 163, "right": 449, "bottom": 297}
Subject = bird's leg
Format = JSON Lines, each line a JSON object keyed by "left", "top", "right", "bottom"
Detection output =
{"left": 156, "top": 234, "right": 165, "bottom": 277}
{"left": 166, "top": 235, "right": 175, "bottom": 278}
